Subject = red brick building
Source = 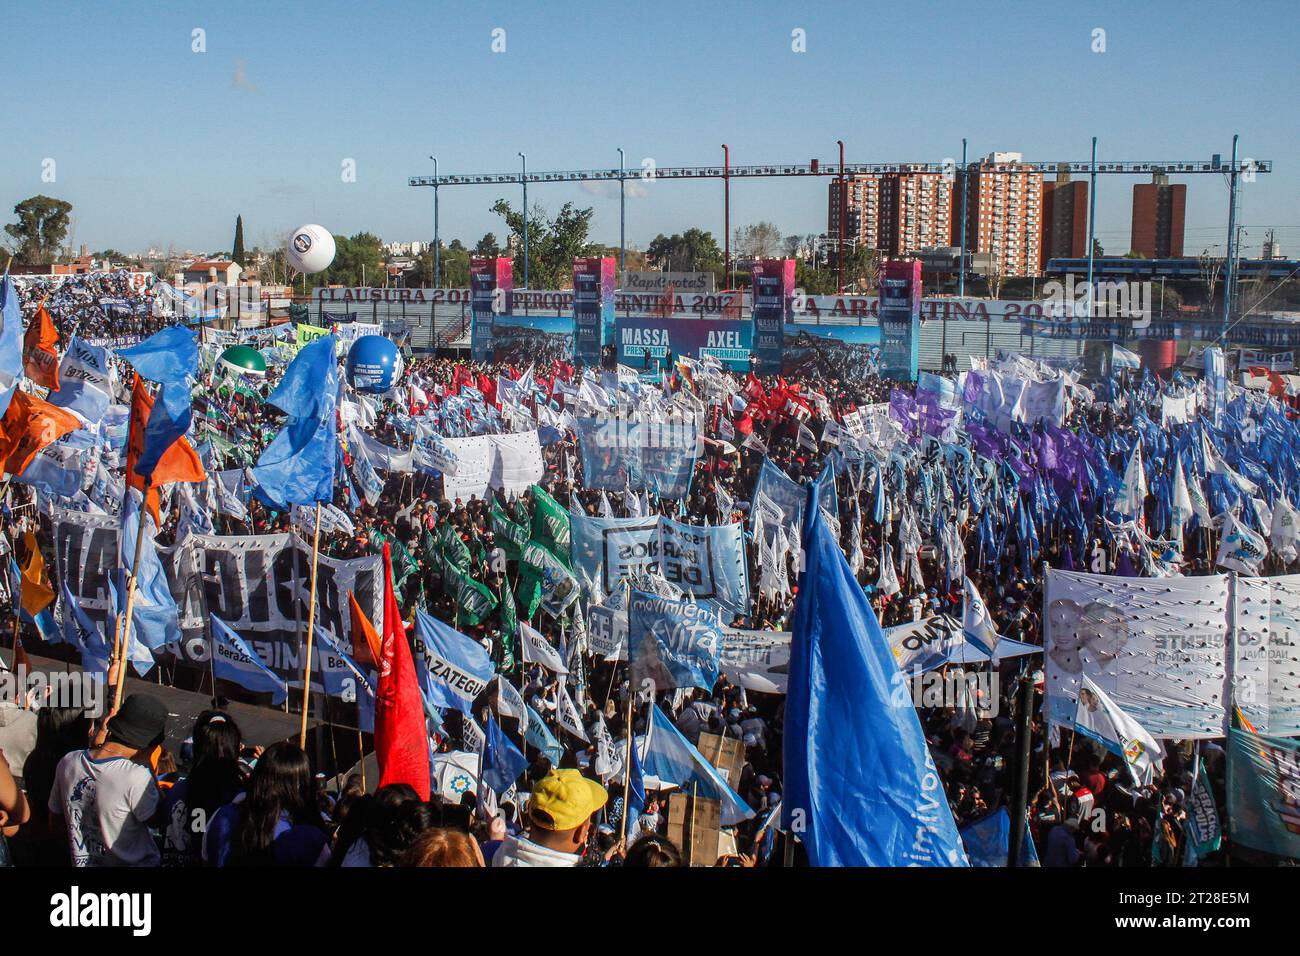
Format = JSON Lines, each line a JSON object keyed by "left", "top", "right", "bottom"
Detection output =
{"left": 1130, "top": 172, "right": 1186, "bottom": 258}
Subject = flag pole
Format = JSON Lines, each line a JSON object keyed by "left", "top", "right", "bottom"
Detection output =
{"left": 619, "top": 691, "right": 634, "bottom": 845}
{"left": 298, "top": 501, "right": 324, "bottom": 750}
{"left": 112, "top": 483, "right": 153, "bottom": 714}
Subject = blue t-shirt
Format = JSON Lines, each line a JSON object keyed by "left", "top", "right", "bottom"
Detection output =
{"left": 205, "top": 796, "right": 327, "bottom": 867}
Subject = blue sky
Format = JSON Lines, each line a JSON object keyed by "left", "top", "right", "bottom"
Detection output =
{"left": 3, "top": 0, "right": 1296, "bottom": 259}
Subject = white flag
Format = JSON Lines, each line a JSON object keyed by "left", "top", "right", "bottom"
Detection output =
{"left": 495, "top": 674, "right": 526, "bottom": 721}
{"left": 520, "top": 621, "right": 569, "bottom": 674}
{"left": 1073, "top": 675, "right": 1162, "bottom": 787}
{"left": 1117, "top": 444, "right": 1146, "bottom": 519}
{"left": 962, "top": 576, "right": 1000, "bottom": 660}
{"left": 555, "top": 683, "right": 589, "bottom": 742}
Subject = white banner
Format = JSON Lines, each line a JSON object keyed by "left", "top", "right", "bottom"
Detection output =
{"left": 441, "top": 430, "right": 545, "bottom": 501}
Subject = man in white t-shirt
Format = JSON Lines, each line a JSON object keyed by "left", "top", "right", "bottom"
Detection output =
{"left": 49, "top": 694, "right": 168, "bottom": 867}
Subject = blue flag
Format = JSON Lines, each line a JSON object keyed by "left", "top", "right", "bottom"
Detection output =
{"left": 625, "top": 724, "right": 647, "bottom": 836}
{"left": 251, "top": 335, "right": 339, "bottom": 509}
{"left": 104, "top": 574, "right": 158, "bottom": 678}
{"left": 59, "top": 580, "right": 110, "bottom": 678}
{"left": 315, "top": 626, "right": 376, "bottom": 733}
{"left": 627, "top": 589, "right": 722, "bottom": 692}
{"left": 641, "top": 705, "right": 754, "bottom": 825}
{"left": 785, "top": 485, "right": 968, "bottom": 867}
{"left": 119, "top": 490, "right": 181, "bottom": 650}
{"left": 958, "top": 808, "right": 1039, "bottom": 867}
{"left": 411, "top": 608, "right": 496, "bottom": 715}
{"left": 116, "top": 326, "right": 199, "bottom": 389}
{"left": 525, "top": 705, "right": 564, "bottom": 765}
{"left": 480, "top": 712, "right": 527, "bottom": 796}
{"left": 49, "top": 336, "right": 111, "bottom": 423}
{"left": 210, "top": 614, "right": 287, "bottom": 704}
{"left": 0, "top": 275, "right": 25, "bottom": 419}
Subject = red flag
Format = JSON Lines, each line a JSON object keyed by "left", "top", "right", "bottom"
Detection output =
{"left": 373, "top": 542, "right": 430, "bottom": 799}
{"left": 23, "top": 303, "right": 60, "bottom": 390}
{"left": 476, "top": 373, "right": 497, "bottom": 408}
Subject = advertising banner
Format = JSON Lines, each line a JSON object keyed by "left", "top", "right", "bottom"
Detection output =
{"left": 470, "top": 257, "right": 513, "bottom": 362}
{"left": 573, "top": 257, "right": 614, "bottom": 366}
{"left": 614, "top": 316, "right": 753, "bottom": 372}
{"left": 878, "top": 260, "right": 921, "bottom": 381}
{"left": 750, "top": 259, "right": 794, "bottom": 374}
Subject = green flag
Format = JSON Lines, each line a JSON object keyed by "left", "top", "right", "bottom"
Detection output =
{"left": 492, "top": 500, "right": 529, "bottom": 560}
{"left": 499, "top": 574, "right": 518, "bottom": 671}
{"left": 518, "top": 538, "right": 579, "bottom": 619}
{"left": 530, "top": 485, "right": 572, "bottom": 567}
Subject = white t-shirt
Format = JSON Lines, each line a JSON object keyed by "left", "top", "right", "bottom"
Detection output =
{"left": 49, "top": 750, "right": 161, "bottom": 867}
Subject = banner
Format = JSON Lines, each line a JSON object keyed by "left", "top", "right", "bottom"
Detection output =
{"left": 628, "top": 589, "right": 722, "bottom": 691}
{"left": 569, "top": 512, "right": 749, "bottom": 617}
{"left": 878, "top": 260, "right": 921, "bottom": 381}
{"left": 51, "top": 508, "right": 383, "bottom": 685}
{"left": 470, "top": 257, "right": 512, "bottom": 363}
{"left": 575, "top": 416, "right": 699, "bottom": 498}
{"left": 412, "top": 609, "right": 496, "bottom": 715}
{"left": 780, "top": 324, "right": 881, "bottom": 384}
{"left": 572, "top": 257, "right": 614, "bottom": 366}
{"left": 1044, "top": 569, "right": 1229, "bottom": 738}
{"left": 1228, "top": 575, "right": 1300, "bottom": 736}
{"left": 1227, "top": 727, "right": 1300, "bottom": 860}
{"left": 720, "top": 628, "right": 790, "bottom": 694}
{"left": 750, "top": 260, "right": 793, "bottom": 375}
{"left": 614, "top": 316, "right": 753, "bottom": 373}
{"left": 440, "top": 430, "right": 545, "bottom": 501}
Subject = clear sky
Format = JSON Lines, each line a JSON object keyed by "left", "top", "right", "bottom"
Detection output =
{"left": 3, "top": 0, "right": 1296, "bottom": 259}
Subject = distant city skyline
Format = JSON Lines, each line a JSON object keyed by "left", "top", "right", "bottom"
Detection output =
{"left": 2, "top": 1, "right": 1295, "bottom": 261}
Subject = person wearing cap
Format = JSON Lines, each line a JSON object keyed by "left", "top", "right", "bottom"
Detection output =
{"left": 47, "top": 693, "right": 168, "bottom": 867}
{"left": 490, "top": 768, "right": 607, "bottom": 867}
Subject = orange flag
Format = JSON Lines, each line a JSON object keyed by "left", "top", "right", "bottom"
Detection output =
{"left": 348, "top": 590, "right": 383, "bottom": 669}
{"left": 0, "top": 389, "right": 81, "bottom": 477}
{"left": 23, "top": 303, "right": 60, "bottom": 390}
{"left": 19, "top": 531, "right": 55, "bottom": 618}
{"left": 126, "top": 374, "right": 206, "bottom": 525}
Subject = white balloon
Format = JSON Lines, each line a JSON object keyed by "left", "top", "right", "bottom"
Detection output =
{"left": 285, "top": 224, "right": 336, "bottom": 274}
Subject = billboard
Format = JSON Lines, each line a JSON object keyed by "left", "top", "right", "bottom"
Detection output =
{"left": 750, "top": 259, "right": 794, "bottom": 374}
{"left": 622, "top": 271, "right": 715, "bottom": 294}
{"left": 878, "top": 259, "right": 921, "bottom": 381}
{"left": 614, "top": 316, "right": 753, "bottom": 372}
{"left": 491, "top": 315, "right": 574, "bottom": 369}
{"left": 781, "top": 324, "right": 881, "bottom": 382}
{"left": 573, "top": 257, "right": 615, "bottom": 366}
{"left": 470, "top": 257, "right": 513, "bottom": 362}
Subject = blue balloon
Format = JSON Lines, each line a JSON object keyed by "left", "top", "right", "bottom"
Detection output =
{"left": 346, "top": 335, "right": 403, "bottom": 393}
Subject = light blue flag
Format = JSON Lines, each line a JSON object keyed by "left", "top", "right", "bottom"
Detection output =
{"left": 119, "top": 490, "right": 181, "bottom": 650}
{"left": 411, "top": 608, "right": 496, "bottom": 715}
{"left": 1226, "top": 726, "right": 1300, "bottom": 860}
{"left": 315, "top": 626, "right": 375, "bottom": 732}
{"left": 251, "top": 334, "right": 339, "bottom": 509}
{"left": 59, "top": 580, "right": 110, "bottom": 678}
{"left": 104, "top": 575, "right": 157, "bottom": 677}
{"left": 116, "top": 326, "right": 199, "bottom": 389}
{"left": 625, "top": 725, "right": 647, "bottom": 837}
{"left": 958, "top": 808, "right": 1039, "bottom": 867}
{"left": 627, "top": 589, "right": 721, "bottom": 692}
{"left": 785, "top": 485, "right": 968, "bottom": 867}
{"left": 15, "top": 439, "right": 83, "bottom": 499}
{"left": 49, "top": 336, "right": 111, "bottom": 423}
{"left": 641, "top": 705, "right": 754, "bottom": 825}
{"left": 480, "top": 712, "right": 527, "bottom": 796}
{"left": 210, "top": 614, "right": 288, "bottom": 704}
{"left": 525, "top": 705, "right": 564, "bottom": 765}
{"left": 0, "top": 274, "right": 25, "bottom": 419}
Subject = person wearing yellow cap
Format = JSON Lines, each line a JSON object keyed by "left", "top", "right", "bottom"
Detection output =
{"left": 490, "top": 768, "right": 608, "bottom": 867}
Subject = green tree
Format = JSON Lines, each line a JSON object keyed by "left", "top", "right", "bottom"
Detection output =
{"left": 646, "top": 228, "right": 724, "bottom": 275}
{"left": 4, "top": 195, "right": 73, "bottom": 265}
{"left": 733, "top": 221, "right": 783, "bottom": 260}
{"left": 473, "top": 233, "right": 501, "bottom": 257}
{"left": 490, "top": 199, "right": 597, "bottom": 288}
{"left": 320, "top": 232, "right": 384, "bottom": 287}
{"left": 232, "top": 215, "right": 246, "bottom": 266}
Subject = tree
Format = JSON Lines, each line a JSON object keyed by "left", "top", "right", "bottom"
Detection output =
{"left": 646, "top": 229, "right": 724, "bottom": 274}
{"left": 842, "top": 244, "right": 881, "bottom": 293}
{"left": 232, "top": 215, "right": 246, "bottom": 266}
{"left": 1092, "top": 238, "right": 1104, "bottom": 257}
{"left": 490, "top": 199, "right": 598, "bottom": 289}
{"left": 474, "top": 233, "right": 501, "bottom": 257}
{"left": 4, "top": 195, "right": 73, "bottom": 265}
{"left": 733, "top": 222, "right": 782, "bottom": 260}
{"left": 320, "top": 232, "right": 384, "bottom": 287}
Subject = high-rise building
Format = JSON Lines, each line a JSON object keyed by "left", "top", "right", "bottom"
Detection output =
{"left": 1130, "top": 172, "right": 1186, "bottom": 258}
{"left": 1040, "top": 169, "right": 1088, "bottom": 269}
{"left": 828, "top": 167, "right": 953, "bottom": 258}
{"left": 952, "top": 151, "right": 1044, "bottom": 277}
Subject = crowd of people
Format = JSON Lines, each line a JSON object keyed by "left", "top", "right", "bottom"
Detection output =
{"left": 0, "top": 271, "right": 1285, "bottom": 868}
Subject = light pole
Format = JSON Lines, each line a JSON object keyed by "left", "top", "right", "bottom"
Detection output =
{"left": 429, "top": 156, "right": 440, "bottom": 287}
{"left": 1086, "top": 137, "right": 1098, "bottom": 318}
{"left": 722, "top": 144, "right": 730, "bottom": 290}
{"left": 837, "top": 140, "right": 845, "bottom": 295}
{"left": 618, "top": 147, "right": 626, "bottom": 278}
{"left": 958, "top": 138, "right": 968, "bottom": 297}
{"left": 519, "top": 152, "right": 529, "bottom": 289}
{"left": 1223, "top": 134, "right": 1240, "bottom": 333}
